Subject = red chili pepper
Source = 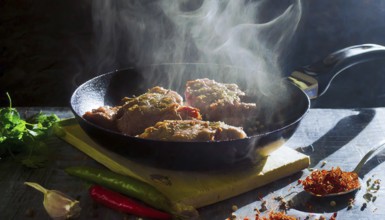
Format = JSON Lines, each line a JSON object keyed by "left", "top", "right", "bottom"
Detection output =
{"left": 89, "top": 185, "right": 172, "bottom": 219}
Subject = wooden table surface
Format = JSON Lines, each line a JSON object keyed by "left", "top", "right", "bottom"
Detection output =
{"left": 1, "top": 107, "right": 385, "bottom": 220}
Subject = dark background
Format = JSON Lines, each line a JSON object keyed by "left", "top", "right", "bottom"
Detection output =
{"left": 1, "top": 0, "right": 385, "bottom": 108}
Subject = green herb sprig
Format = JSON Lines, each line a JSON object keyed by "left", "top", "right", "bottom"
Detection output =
{"left": 0, "top": 93, "right": 60, "bottom": 168}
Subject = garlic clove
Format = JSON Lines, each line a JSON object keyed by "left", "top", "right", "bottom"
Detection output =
{"left": 24, "top": 182, "right": 81, "bottom": 219}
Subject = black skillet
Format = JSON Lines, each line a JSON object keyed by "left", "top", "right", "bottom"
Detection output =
{"left": 71, "top": 44, "right": 385, "bottom": 170}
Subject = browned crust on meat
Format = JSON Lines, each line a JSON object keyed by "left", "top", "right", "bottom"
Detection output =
{"left": 83, "top": 106, "right": 120, "bottom": 131}
{"left": 115, "top": 87, "right": 201, "bottom": 135}
{"left": 185, "top": 78, "right": 257, "bottom": 127}
{"left": 138, "top": 120, "right": 247, "bottom": 141}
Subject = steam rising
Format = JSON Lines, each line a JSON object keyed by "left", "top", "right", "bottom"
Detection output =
{"left": 91, "top": 0, "right": 302, "bottom": 97}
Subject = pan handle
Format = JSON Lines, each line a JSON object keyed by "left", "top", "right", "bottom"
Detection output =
{"left": 288, "top": 44, "right": 385, "bottom": 99}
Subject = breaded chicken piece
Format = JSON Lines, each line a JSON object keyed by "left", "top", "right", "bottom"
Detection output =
{"left": 138, "top": 120, "right": 247, "bottom": 141}
{"left": 115, "top": 86, "right": 201, "bottom": 135}
{"left": 185, "top": 78, "right": 257, "bottom": 127}
{"left": 83, "top": 86, "right": 201, "bottom": 136}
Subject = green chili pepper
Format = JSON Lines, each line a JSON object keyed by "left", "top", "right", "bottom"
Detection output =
{"left": 65, "top": 166, "right": 171, "bottom": 210}
{"left": 65, "top": 166, "right": 198, "bottom": 219}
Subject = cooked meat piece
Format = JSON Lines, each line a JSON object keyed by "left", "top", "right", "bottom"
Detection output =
{"left": 120, "top": 86, "right": 184, "bottom": 106}
{"left": 185, "top": 78, "right": 257, "bottom": 127}
{"left": 116, "top": 86, "right": 202, "bottom": 135}
{"left": 138, "top": 120, "right": 247, "bottom": 141}
{"left": 83, "top": 106, "right": 120, "bottom": 131}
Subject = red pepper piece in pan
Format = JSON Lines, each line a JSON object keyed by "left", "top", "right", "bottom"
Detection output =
{"left": 90, "top": 185, "right": 172, "bottom": 220}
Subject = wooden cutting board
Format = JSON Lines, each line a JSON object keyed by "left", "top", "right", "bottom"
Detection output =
{"left": 58, "top": 119, "right": 310, "bottom": 208}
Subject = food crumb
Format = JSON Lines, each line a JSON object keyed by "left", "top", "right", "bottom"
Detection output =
{"left": 273, "top": 196, "right": 284, "bottom": 201}
{"left": 363, "top": 177, "right": 381, "bottom": 204}
{"left": 321, "top": 160, "right": 327, "bottom": 168}
{"left": 363, "top": 193, "right": 373, "bottom": 202}
{"left": 232, "top": 205, "right": 238, "bottom": 212}
{"left": 279, "top": 199, "right": 290, "bottom": 211}
{"left": 361, "top": 202, "right": 367, "bottom": 211}
{"left": 330, "top": 201, "right": 336, "bottom": 207}
{"left": 259, "top": 200, "right": 268, "bottom": 212}
{"left": 347, "top": 198, "right": 355, "bottom": 210}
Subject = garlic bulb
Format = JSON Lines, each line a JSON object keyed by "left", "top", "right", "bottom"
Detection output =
{"left": 24, "top": 182, "right": 81, "bottom": 219}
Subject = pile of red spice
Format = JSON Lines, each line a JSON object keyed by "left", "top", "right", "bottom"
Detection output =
{"left": 254, "top": 211, "right": 296, "bottom": 220}
{"left": 299, "top": 167, "right": 360, "bottom": 196}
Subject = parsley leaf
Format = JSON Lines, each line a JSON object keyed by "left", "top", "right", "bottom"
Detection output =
{"left": 0, "top": 93, "right": 60, "bottom": 168}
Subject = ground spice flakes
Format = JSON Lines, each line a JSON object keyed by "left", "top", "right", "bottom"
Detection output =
{"left": 255, "top": 211, "right": 296, "bottom": 220}
{"left": 299, "top": 167, "right": 360, "bottom": 196}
